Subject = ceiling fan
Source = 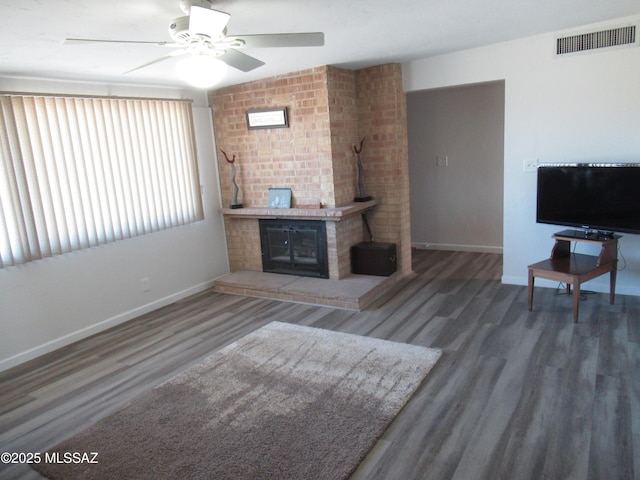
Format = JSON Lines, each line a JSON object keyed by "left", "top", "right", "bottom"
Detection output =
{"left": 64, "top": 0, "right": 324, "bottom": 88}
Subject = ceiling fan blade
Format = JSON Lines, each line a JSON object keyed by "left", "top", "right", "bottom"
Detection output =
{"left": 64, "top": 38, "right": 179, "bottom": 47}
{"left": 189, "top": 6, "right": 230, "bottom": 39}
{"left": 217, "top": 49, "right": 265, "bottom": 72}
{"left": 230, "top": 32, "right": 324, "bottom": 49}
{"left": 123, "top": 49, "right": 188, "bottom": 74}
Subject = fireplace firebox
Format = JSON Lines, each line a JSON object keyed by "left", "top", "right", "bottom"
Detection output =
{"left": 259, "top": 219, "right": 329, "bottom": 278}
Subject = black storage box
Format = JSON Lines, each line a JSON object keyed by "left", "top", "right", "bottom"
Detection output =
{"left": 351, "top": 242, "right": 397, "bottom": 276}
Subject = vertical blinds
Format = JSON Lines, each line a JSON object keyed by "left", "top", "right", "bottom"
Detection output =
{"left": 0, "top": 94, "right": 204, "bottom": 268}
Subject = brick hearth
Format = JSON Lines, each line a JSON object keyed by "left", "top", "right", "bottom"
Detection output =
{"left": 214, "top": 270, "right": 398, "bottom": 310}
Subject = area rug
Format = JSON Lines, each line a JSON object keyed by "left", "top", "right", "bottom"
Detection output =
{"left": 33, "top": 321, "right": 441, "bottom": 480}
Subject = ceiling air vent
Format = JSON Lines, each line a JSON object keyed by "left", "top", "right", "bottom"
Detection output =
{"left": 556, "top": 25, "right": 637, "bottom": 55}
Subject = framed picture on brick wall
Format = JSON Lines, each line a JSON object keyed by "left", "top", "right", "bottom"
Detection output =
{"left": 246, "top": 107, "right": 289, "bottom": 129}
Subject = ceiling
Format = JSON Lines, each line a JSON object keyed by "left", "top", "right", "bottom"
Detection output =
{"left": 1, "top": 0, "right": 639, "bottom": 90}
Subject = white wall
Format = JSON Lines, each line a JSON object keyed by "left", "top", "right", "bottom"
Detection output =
{"left": 403, "top": 14, "right": 640, "bottom": 296}
{"left": 0, "top": 77, "right": 230, "bottom": 371}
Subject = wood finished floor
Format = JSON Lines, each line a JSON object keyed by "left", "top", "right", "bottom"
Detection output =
{"left": 1, "top": 249, "right": 639, "bottom": 480}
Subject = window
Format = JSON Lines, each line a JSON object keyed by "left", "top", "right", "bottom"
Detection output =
{"left": 0, "top": 93, "right": 204, "bottom": 268}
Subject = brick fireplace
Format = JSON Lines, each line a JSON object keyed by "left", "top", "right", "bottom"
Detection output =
{"left": 209, "top": 64, "right": 410, "bottom": 306}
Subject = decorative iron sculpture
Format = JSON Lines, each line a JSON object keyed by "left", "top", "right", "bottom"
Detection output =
{"left": 220, "top": 149, "right": 243, "bottom": 208}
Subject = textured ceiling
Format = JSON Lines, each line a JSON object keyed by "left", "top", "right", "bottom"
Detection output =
{"left": 1, "top": 0, "right": 639, "bottom": 89}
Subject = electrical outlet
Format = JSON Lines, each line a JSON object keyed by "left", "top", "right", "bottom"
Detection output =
{"left": 140, "top": 277, "right": 150, "bottom": 292}
{"left": 436, "top": 156, "right": 448, "bottom": 167}
{"left": 523, "top": 159, "right": 538, "bottom": 172}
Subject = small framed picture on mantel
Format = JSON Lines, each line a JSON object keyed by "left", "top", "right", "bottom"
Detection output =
{"left": 246, "top": 107, "right": 289, "bottom": 130}
{"left": 268, "top": 188, "right": 292, "bottom": 208}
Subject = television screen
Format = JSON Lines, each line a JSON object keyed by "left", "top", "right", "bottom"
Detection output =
{"left": 536, "top": 164, "right": 640, "bottom": 235}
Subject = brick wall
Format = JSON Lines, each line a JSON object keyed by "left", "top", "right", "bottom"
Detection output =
{"left": 222, "top": 217, "right": 263, "bottom": 272}
{"left": 208, "top": 63, "right": 410, "bottom": 278}
{"left": 327, "top": 66, "right": 360, "bottom": 207}
{"left": 210, "top": 67, "right": 340, "bottom": 208}
{"left": 356, "top": 64, "right": 411, "bottom": 274}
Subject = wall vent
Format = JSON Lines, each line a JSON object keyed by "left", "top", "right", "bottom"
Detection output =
{"left": 556, "top": 25, "right": 636, "bottom": 55}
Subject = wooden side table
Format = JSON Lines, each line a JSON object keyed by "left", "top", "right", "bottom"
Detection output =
{"left": 527, "top": 229, "right": 620, "bottom": 322}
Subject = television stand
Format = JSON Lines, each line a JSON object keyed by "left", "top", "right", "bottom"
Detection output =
{"left": 527, "top": 229, "right": 620, "bottom": 323}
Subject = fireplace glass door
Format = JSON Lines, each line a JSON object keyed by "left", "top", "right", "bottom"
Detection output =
{"left": 259, "top": 220, "right": 328, "bottom": 278}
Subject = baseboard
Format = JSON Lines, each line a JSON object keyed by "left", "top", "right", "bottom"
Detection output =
{"left": 0, "top": 280, "right": 216, "bottom": 373}
{"left": 412, "top": 242, "right": 503, "bottom": 254}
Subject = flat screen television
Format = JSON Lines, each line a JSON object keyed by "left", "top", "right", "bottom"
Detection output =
{"left": 536, "top": 164, "right": 640, "bottom": 235}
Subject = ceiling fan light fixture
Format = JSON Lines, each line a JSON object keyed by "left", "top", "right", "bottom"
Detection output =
{"left": 176, "top": 54, "right": 228, "bottom": 89}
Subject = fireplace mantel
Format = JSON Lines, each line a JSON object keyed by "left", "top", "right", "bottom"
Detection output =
{"left": 221, "top": 200, "right": 377, "bottom": 221}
